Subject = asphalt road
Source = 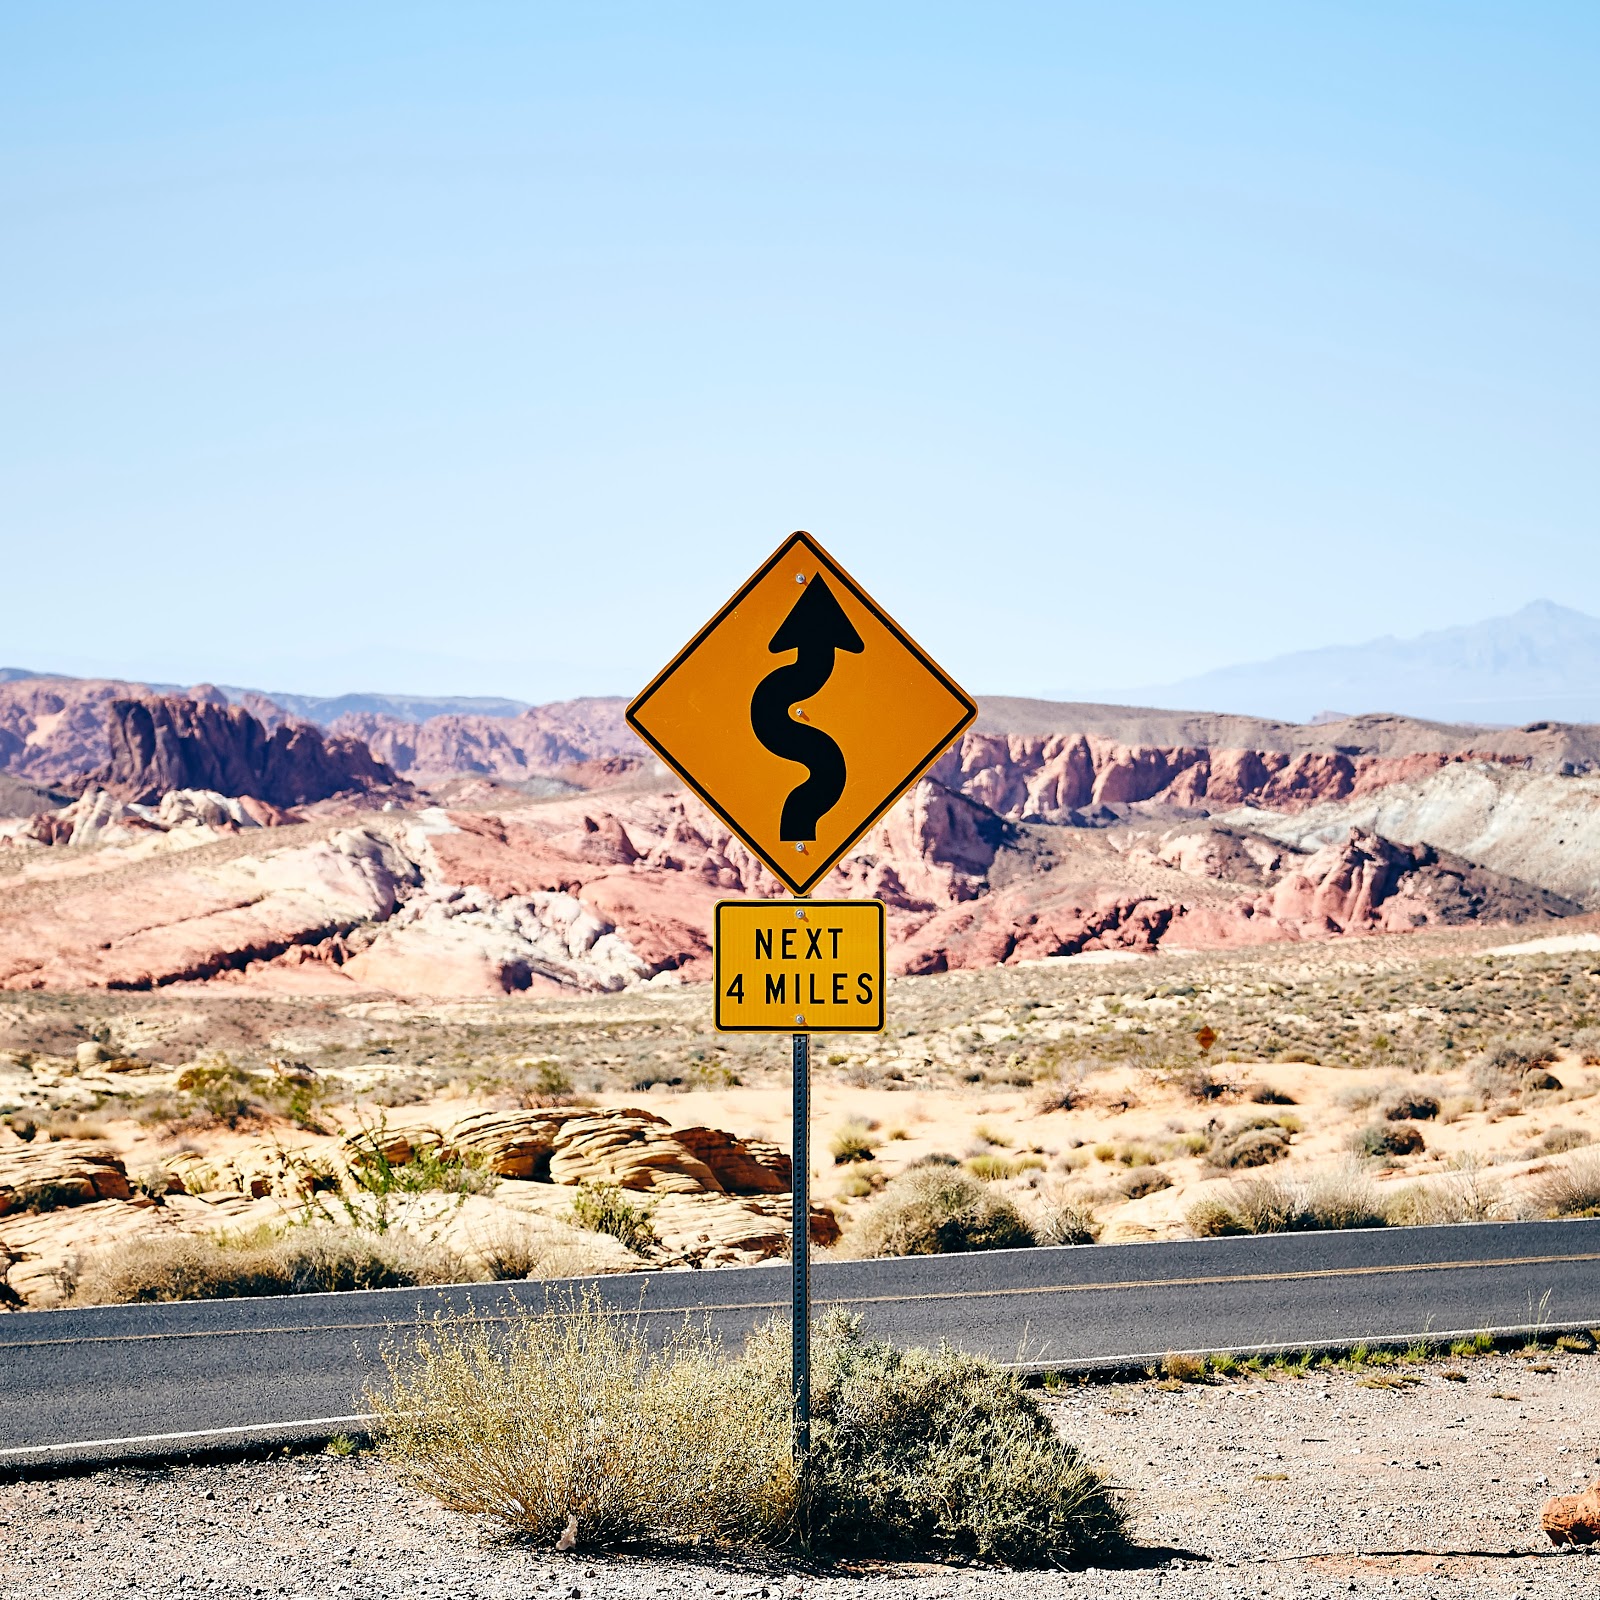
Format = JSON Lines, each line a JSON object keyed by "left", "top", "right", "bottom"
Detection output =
{"left": 4, "top": 1218, "right": 1599, "bottom": 1471}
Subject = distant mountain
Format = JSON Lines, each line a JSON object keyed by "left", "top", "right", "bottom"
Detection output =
{"left": 1092, "top": 601, "right": 1600, "bottom": 726}
{"left": 226, "top": 689, "right": 531, "bottom": 725}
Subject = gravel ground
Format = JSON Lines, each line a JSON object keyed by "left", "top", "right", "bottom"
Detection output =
{"left": 2, "top": 1350, "right": 1598, "bottom": 1598}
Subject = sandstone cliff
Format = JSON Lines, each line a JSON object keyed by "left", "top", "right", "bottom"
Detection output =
{"left": 100, "top": 696, "right": 400, "bottom": 807}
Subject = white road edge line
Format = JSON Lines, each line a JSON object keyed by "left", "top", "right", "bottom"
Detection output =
{"left": 0, "top": 1413, "right": 377, "bottom": 1457}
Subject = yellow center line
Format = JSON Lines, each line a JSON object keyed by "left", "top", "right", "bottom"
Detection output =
{"left": 3, "top": 1249, "right": 1596, "bottom": 1351}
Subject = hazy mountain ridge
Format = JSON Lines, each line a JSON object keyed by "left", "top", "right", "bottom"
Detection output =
{"left": 1099, "top": 600, "right": 1600, "bottom": 724}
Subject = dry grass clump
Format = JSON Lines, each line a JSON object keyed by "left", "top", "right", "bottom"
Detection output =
{"left": 963, "top": 1152, "right": 1045, "bottom": 1182}
{"left": 1386, "top": 1158, "right": 1509, "bottom": 1225}
{"left": 372, "top": 1294, "right": 794, "bottom": 1549}
{"left": 371, "top": 1299, "right": 1125, "bottom": 1565}
{"left": 1186, "top": 1164, "right": 1390, "bottom": 1237}
{"left": 830, "top": 1120, "right": 879, "bottom": 1165}
{"left": 471, "top": 1220, "right": 640, "bottom": 1281}
{"left": 1523, "top": 1151, "right": 1600, "bottom": 1219}
{"left": 838, "top": 1168, "right": 1034, "bottom": 1258}
{"left": 69, "top": 1225, "right": 466, "bottom": 1306}
{"left": 1030, "top": 1187, "right": 1100, "bottom": 1246}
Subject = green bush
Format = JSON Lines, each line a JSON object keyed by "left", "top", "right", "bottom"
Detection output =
{"left": 569, "top": 1180, "right": 658, "bottom": 1253}
{"left": 838, "top": 1167, "right": 1034, "bottom": 1258}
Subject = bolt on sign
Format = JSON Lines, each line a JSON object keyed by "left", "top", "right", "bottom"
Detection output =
{"left": 626, "top": 531, "right": 978, "bottom": 896}
{"left": 715, "top": 900, "right": 885, "bottom": 1032}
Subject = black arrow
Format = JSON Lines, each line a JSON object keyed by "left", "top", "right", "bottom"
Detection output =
{"left": 749, "top": 576, "right": 865, "bottom": 840}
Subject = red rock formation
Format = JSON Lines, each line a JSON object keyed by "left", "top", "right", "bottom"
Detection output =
{"left": 331, "top": 697, "right": 642, "bottom": 783}
{"left": 100, "top": 697, "right": 400, "bottom": 807}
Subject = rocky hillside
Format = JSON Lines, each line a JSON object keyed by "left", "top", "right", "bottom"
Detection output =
{"left": 327, "top": 697, "right": 643, "bottom": 785}
{"left": 3, "top": 674, "right": 1598, "bottom": 992}
{"left": 0, "top": 770, "right": 1576, "bottom": 993}
{"left": 0, "top": 678, "right": 396, "bottom": 805}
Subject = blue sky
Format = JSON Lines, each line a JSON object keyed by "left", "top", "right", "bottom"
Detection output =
{"left": 3, "top": 4, "right": 1595, "bottom": 703}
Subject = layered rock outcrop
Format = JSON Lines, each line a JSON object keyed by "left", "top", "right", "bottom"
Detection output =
{"left": 101, "top": 696, "right": 399, "bottom": 807}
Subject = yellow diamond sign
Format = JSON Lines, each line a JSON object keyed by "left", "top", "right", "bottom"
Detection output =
{"left": 627, "top": 531, "right": 977, "bottom": 897}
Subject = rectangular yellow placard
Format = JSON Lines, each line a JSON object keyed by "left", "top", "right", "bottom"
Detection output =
{"left": 714, "top": 899, "right": 885, "bottom": 1032}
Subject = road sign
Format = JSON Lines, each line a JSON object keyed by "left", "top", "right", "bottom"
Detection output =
{"left": 715, "top": 899, "right": 885, "bottom": 1032}
{"left": 627, "top": 531, "right": 977, "bottom": 896}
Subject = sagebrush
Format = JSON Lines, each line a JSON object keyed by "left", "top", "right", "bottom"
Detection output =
{"left": 370, "top": 1296, "right": 1126, "bottom": 1564}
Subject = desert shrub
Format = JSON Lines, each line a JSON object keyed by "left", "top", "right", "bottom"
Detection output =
{"left": 1186, "top": 1165, "right": 1390, "bottom": 1237}
{"left": 1249, "top": 1084, "right": 1297, "bottom": 1105}
{"left": 1529, "top": 1126, "right": 1592, "bottom": 1156}
{"left": 1031, "top": 1189, "right": 1100, "bottom": 1246}
{"left": 1523, "top": 1151, "right": 1600, "bottom": 1219}
{"left": 472, "top": 1221, "right": 639, "bottom": 1281}
{"left": 1335, "top": 1083, "right": 1383, "bottom": 1110}
{"left": 569, "top": 1181, "right": 658, "bottom": 1253}
{"left": 1161, "top": 1352, "right": 1206, "bottom": 1383}
{"left": 371, "top": 1300, "right": 1125, "bottom": 1566}
{"left": 1470, "top": 1037, "right": 1559, "bottom": 1095}
{"left": 830, "top": 1121, "right": 879, "bottom": 1165}
{"left": 171, "top": 1056, "right": 264, "bottom": 1129}
{"left": 802, "top": 1310, "right": 1126, "bottom": 1563}
{"left": 372, "top": 1294, "right": 795, "bottom": 1550}
{"left": 839, "top": 1168, "right": 1034, "bottom": 1258}
{"left": 1384, "top": 1092, "right": 1439, "bottom": 1122}
{"left": 70, "top": 1226, "right": 465, "bottom": 1306}
{"left": 348, "top": 1139, "right": 495, "bottom": 1198}
{"left": 512, "top": 1059, "right": 574, "bottom": 1103}
{"left": 1033, "top": 1080, "right": 1084, "bottom": 1113}
{"left": 1351, "top": 1122, "right": 1426, "bottom": 1158}
{"left": 1177, "top": 1066, "right": 1234, "bottom": 1102}
{"left": 1117, "top": 1168, "right": 1173, "bottom": 1200}
{"left": 1387, "top": 1158, "right": 1508, "bottom": 1225}
{"left": 1211, "top": 1115, "right": 1295, "bottom": 1169}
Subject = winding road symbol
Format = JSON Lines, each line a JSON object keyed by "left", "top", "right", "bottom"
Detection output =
{"left": 624, "top": 530, "right": 975, "bottom": 897}
{"left": 749, "top": 576, "right": 864, "bottom": 840}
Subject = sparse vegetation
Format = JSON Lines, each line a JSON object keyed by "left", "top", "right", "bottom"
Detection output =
{"left": 370, "top": 1298, "right": 1125, "bottom": 1565}
{"left": 839, "top": 1167, "right": 1034, "bottom": 1258}
{"left": 1187, "top": 1165, "right": 1390, "bottom": 1237}
{"left": 1524, "top": 1150, "right": 1600, "bottom": 1218}
{"left": 1350, "top": 1121, "right": 1426, "bottom": 1158}
{"left": 1210, "top": 1114, "right": 1298, "bottom": 1169}
{"left": 568, "top": 1180, "right": 658, "bottom": 1253}
{"left": 68, "top": 1226, "right": 465, "bottom": 1305}
{"left": 829, "top": 1120, "right": 879, "bottom": 1165}
{"left": 1030, "top": 1188, "right": 1100, "bottom": 1245}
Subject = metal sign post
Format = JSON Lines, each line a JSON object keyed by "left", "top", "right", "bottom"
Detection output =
{"left": 791, "top": 1027, "right": 811, "bottom": 1459}
{"left": 625, "top": 530, "right": 976, "bottom": 1465}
